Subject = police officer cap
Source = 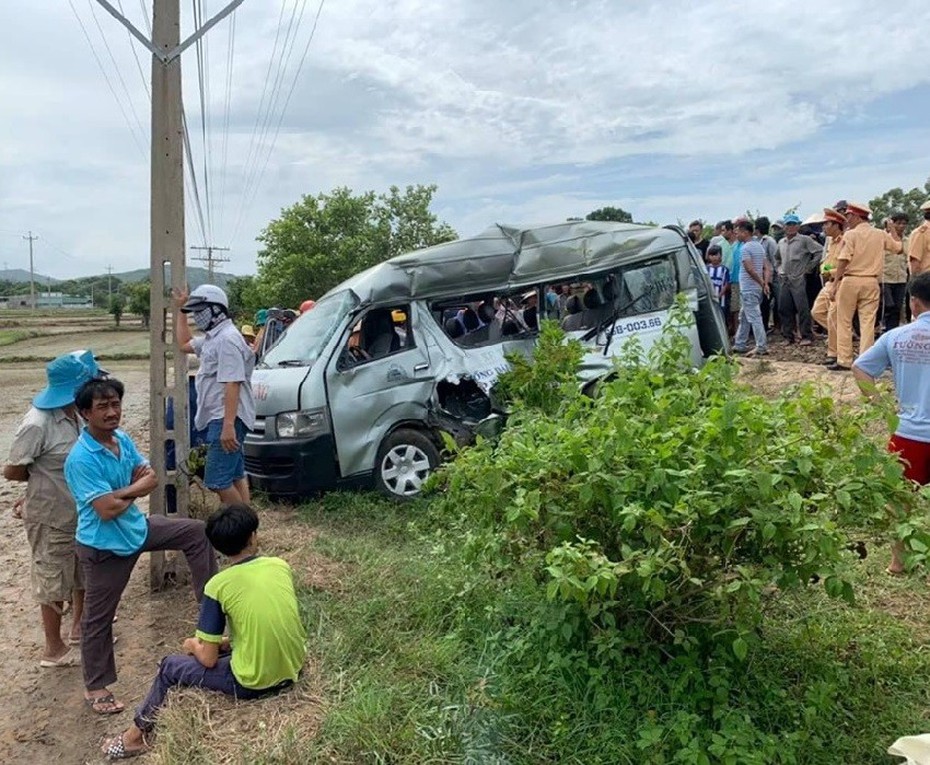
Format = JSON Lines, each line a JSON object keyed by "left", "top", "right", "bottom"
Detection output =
{"left": 845, "top": 202, "right": 871, "bottom": 219}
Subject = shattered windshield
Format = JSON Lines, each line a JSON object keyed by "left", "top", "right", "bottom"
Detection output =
{"left": 260, "top": 290, "right": 357, "bottom": 368}
{"left": 615, "top": 257, "right": 678, "bottom": 316}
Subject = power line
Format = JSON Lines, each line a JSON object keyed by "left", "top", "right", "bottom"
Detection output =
{"left": 217, "top": 8, "right": 236, "bottom": 238}
{"left": 67, "top": 0, "right": 147, "bottom": 158}
{"left": 234, "top": 0, "right": 326, "bottom": 241}
{"left": 117, "top": 0, "right": 151, "bottom": 99}
{"left": 191, "top": 0, "right": 214, "bottom": 243}
{"left": 231, "top": 0, "right": 326, "bottom": 242}
{"left": 236, "top": 0, "right": 308, "bottom": 212}
{"left": 231, "top": 0, "right": 289, "bottom": 235}
{"left": 182, "top": 108, "right": 209, "bottom": 245}
{"left": 86, "top": 0, "right": 148, "bottom": 145}
{"left": 190, "top": 244, "right": 230, "bottom": 280}
{"left": 23, "top": 232, "right": 38, "bottom": 310}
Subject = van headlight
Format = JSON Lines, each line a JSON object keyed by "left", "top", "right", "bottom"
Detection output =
{"left": 275, "top": 408, "right": 329, "bottom": 439}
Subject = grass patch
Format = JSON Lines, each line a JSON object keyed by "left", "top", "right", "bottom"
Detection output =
{"left": 0, "top": 328, "right": 41, "bottom": 346}
{"left": 152, "top": 492, "right": 930, "bottom": 764}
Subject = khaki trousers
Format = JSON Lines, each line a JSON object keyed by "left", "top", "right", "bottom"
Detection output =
{"left": 811, "top": 281, "right": 837, "bottom": 357}
{"left": 836, "top": 275, "right": 880, "bottom": 366}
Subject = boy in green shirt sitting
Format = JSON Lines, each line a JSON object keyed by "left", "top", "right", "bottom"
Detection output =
{"left": 100, "top": 504, "right": 307, "bottom": 760}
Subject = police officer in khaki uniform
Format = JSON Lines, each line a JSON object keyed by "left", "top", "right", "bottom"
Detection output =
{"left": 829, "top": 201, "right": 902, "bottom": 371}
{"left": 811, "top": 208, "right": 847, "bottom": 365}
{"left": 909, "top": 199, "right": 930, "bottom": 276}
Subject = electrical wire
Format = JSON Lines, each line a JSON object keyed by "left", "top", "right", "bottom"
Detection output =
{"left": 86, "top": 0, "right": 149, "bottom": 144}
{"left": 241, "top": 0, "right": 308, "bottom": 198}
{"left": 229, "top": 0, "right": 289, "bottom": 237}
{"left": 191, "top": 0, "right": 213, "bottom": 244}
{"left": 116, "top": 0, "right": 150, "bottom": 99}
{"left": 182, "top": 108, "right": 210, "bottom": 246}
{"left": 233, "top": 0, "right": 325, "bottom": 241}
{"left": 217, "top": 8, "right": 236, "bottom": 239}
{"left": 67, "top": 0, "right": 147, "bottom": 158}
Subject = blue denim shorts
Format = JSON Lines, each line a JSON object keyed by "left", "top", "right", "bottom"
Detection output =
{"left": 204, "top": 418, "right": 248, "bottom": 491}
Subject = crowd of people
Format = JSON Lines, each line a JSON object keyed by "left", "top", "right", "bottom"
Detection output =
{"left": 3, "top": 284, "right": 303, "bottom": 761}
{"left": 694, "top": 198, "right": 930, "bottom": 368}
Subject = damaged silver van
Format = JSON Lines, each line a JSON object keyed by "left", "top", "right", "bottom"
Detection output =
{"left": 244, "top": 220, "right": 728, "bottom": 499}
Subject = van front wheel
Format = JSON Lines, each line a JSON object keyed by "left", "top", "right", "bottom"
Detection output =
{"left": 375, "top": 429, "right": 439, "bottom": 499}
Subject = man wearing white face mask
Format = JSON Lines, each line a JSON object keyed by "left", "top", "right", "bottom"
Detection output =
{"left": 174, "top": 285, "right": 255, "bottom": 505}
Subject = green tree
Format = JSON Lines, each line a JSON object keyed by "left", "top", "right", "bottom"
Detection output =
{"left": 108, "top": 293, "right": 125, "bottom": 326}
{"left": 225, "top": 275, "right": 260, "bottom": 320}
{"left": 585, "top": 206, "right": 634, "bottom": 223}
{"left": 253, "top": 184, "right": 457, "bottom": 310}
{"left": 126, "top": 282, "right": 151, "bottom": 327}
{"left": 869, "top": 177, "right": 930, "bottom": 231}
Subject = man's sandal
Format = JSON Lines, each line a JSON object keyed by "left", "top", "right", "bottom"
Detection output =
{"left": 100, "top": 732, "right": 150, "bottom": 760}
{"left": 85, "top": 693, "right": 125, "bottom": 715}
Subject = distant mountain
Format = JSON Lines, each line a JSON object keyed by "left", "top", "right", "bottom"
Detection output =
{"left": 111, "top": 267, "right": 239, "bottom": 289}
{"left": 2, "top": 266, "right": 239, "bottom": 289}
{"left": 0, "top": 268, "right": 60, "bottom": 285}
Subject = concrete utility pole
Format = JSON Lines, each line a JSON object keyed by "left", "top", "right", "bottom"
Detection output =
{"left": 92, "top": 0, "right": 243, "bottom": 588}
{"left": 148, "top": 0, "right": 189, "bottom": 589}
{"left": 106, "top": 264, "right": 114, "bottom": 299}
{"left": 190, "top": 244, "right": 230, "bottom": 281}
{"left": 23, "top": 232, "right": 38, "bottom": 310}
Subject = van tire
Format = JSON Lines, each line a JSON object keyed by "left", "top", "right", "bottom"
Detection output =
{"left": 374, "top": 429, "right": 439, "bottom": 499}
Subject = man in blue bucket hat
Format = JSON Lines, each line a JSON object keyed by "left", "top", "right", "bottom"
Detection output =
{"left": 3, "top": 351, "right": 100, "bottom": 668}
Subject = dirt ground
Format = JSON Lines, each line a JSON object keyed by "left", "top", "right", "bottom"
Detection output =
{"left": 0, "top": 351, "right": 328, "bottom": 764}
{"left": 0, "top": 325, "right": 867, "bottom": 763}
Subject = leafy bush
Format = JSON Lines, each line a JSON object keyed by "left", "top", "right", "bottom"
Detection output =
{"left": 430, "top": 301, "right": 922, "bottom": 659}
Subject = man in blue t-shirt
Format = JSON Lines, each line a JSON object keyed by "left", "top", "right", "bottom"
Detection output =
{"left": 853, "top": 272, "right": 930, "bottom": 574}
{"left": 65, "top": 377, "right": 218, "bottom": 716}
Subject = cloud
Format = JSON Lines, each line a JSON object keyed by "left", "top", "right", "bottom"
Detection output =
{"left": 1, "top": 0, "right": 928, "bottom": 279}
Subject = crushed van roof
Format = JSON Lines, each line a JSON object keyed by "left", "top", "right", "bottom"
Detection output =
{"left": 327, "top": 221, "right": 688, "bottom": 304}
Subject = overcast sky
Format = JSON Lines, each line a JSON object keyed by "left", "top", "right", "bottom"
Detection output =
{"left": 1, "top": 0, "right": 929, "bottom": 280}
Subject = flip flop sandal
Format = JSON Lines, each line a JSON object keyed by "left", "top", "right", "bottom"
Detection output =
{"left": 85, "top": 693, "right": 125, "bottom": 716}
{"left": 101, "top": 733, "right": 150, "bottom": 760}
{"left": 69, "top": 634, "right": 119, "bottom": 647}
{"left": 39, "top": 647, "right": 81, "bottom": 668}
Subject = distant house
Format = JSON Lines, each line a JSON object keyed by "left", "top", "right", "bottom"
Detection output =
{"left": 0, "top": 292, "right": 93, "bottom": 309}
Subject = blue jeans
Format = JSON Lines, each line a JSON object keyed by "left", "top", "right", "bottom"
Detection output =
{"left": 734, "top": 288, "right": 767, "bottom": 351}
{"left": 204, "top": 418, "right": 248, "bottom": 491}
{"left": 134, "top": 653, "right": 292, "bottom": 732}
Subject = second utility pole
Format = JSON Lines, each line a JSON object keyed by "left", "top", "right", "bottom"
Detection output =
{"left": 23, "top": 231, "right": 38, "bottom": 310}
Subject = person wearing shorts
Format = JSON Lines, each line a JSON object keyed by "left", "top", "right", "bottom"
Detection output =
{"left": 853, "top": 271, "right": 930, "bottom": 573}
{"left": 3, "top": 352, "right": 99, "bottom": 667}
{"left": 174, "top": 284, "right": 256, "bottom": 505}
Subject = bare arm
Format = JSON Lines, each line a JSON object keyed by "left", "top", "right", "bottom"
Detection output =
{"left": 852, "top": 364, "right": 878, "bottom": 400}
{"left": 220, "top": 382, "right": 242, "bottom": 453}
{"left": 90, "top": 466, "right": 158, "bottom": 520}
{"left": 182, "top": 636, "right": 220, "bottom": 669}
{"left": 90, "top": 494, "right": 134, "bottom": 522}
{"left": 2, "top": 464, "right": 29, "bottom": 482}
{"left": 884, "top": 231, "right": 903, "bottom": 253}
{"left": 742, "top": 255, "right": 764, "bottom": 288}
{"left": 113, "top": 465, "right": 158, "bottom": 500}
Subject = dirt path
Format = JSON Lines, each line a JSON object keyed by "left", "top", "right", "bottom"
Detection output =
{"left": 0, "top": 361, "right": 202, "bottom": 764}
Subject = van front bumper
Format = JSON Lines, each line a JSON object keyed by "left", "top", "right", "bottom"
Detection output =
{"left": 244, "top": 432, "right": 339, "bottom": 497}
